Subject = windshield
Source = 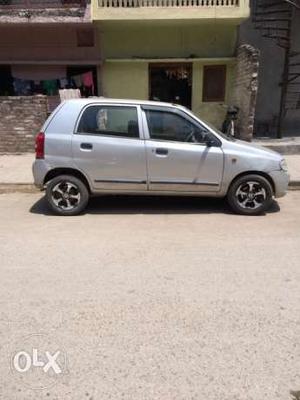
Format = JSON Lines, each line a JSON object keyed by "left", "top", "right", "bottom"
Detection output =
{"left": 201, "top": 119, "right": 236, "bottom": 142}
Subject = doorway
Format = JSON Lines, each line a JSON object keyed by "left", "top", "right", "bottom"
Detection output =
{"left": 149, "top": 63, "right": 192, "bottom": 109}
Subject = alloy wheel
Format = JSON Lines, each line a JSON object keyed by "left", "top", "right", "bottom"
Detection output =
{"left": 51, "top": 181, "right": 81, "bottom": 211}
{"left": 235, "top": 181, "right": 267, "bottom": 210}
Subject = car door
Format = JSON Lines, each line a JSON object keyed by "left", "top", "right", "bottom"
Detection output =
{"left": 142, "top": 106, "right": 224, "bottom": 192}
{"left": 72, "top": 103, "right": 147, "bottom": 191}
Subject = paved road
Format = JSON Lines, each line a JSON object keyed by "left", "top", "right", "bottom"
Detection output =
{"left": 0, "top": 192, "right": 299, "bottom": 400}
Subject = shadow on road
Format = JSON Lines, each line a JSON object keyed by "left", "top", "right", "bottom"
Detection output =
{"left": 30, "top": 194, "right": 281, "bottom": 216}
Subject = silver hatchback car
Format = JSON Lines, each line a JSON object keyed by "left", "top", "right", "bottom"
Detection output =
{"left": 33, "top": 98, "right": 289, "bottom": 216}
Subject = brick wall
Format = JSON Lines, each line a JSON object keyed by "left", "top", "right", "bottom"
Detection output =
{"left": 232, "top": 44, "right": 260, "bottom": 141}
{"left": 0, "top": 95, "right": 48, "bottom": 153}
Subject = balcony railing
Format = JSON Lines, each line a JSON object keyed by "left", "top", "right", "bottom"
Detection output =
{"left": 93, "top": 0, "right": 248, "bottom": 20}
{"left": 98, "top": 0, "right": 238, "bottom": 7}
{"left": 0, "top": 0, "right": 86, "bottom": 8}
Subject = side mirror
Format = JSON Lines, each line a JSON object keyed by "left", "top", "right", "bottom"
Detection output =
{"left": 204, "top": 133, "right": 221, "bottom": 147}
{"left": 206, "top": 138, "right": 215, "bottom": 147}
{"left": 202, "top": 132, "right": 213, "bottom": 147}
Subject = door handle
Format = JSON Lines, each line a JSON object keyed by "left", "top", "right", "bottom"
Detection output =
{"left": 155, "top": 148, "right": 168, "bottom": 156}
{"left": 80, "top": 143, "right": 93, "bottom": 150}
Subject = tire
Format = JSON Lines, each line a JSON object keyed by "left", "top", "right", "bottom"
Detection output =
{"left": 227, "top": 174, "right": 273, "bottom": 216}
{"left": 46, "top": 174, "right": 89, "bottom": 216}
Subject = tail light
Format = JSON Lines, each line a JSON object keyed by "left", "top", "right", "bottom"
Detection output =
{"left": 35, "top": 132, "right": 45, "bottom": 159}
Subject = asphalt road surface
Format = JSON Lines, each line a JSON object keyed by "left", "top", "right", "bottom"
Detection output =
{"left": 0, "top": 192, "right": 300, "bottom": 400}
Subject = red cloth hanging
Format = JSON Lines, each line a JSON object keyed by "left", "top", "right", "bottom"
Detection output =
{"left": 82, "top": 72, "right": 94, "bottom": 95}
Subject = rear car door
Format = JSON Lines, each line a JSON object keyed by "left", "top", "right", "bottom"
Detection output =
{"left": 72, "top": 103, "right": 147, "bottom": 191}
{"left": 142, "top": 106, "right": 224, "bottom": 192}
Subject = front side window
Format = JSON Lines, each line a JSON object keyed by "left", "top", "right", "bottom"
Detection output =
{"left": 77, "top": 106, "right": 140, "bottom": 138}
{"left": 145, "top": 110, "right": 207, "bottom": 143}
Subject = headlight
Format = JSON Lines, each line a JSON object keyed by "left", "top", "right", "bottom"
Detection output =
{"left": 280, "top": 159, "right": 288, "bottom": 172}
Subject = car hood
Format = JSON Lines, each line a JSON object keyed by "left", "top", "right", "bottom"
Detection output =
{"left": 224, "top": 139, "right": 283, "bottom": 161}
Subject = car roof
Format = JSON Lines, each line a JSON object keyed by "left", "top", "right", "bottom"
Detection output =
{"left": 63, "top": 97, "right": 186, "bottom": 110}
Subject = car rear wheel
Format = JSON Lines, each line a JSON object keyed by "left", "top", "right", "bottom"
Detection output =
{"left": 227, "top": 174, "right": 273, "bottom": 215}
{"left": 46, "top": 175, "right": 89, "bottom": 216}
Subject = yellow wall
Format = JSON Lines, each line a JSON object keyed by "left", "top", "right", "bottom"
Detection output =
{"left": 102, "top": 60, "right": 236, "bottom": 129}
{"left": 103, "top": 62, "right": 148, "bottom": 100}
{"left": 98, "top": 20, "right": 238, "bottom": 128}
{"left": 192, "top": 60, "right": 236, "bottom": 127}
{"left": 100, "top": 21, "right": 238, "bottom": 59}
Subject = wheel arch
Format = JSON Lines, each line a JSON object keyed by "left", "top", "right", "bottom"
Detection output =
{"left": 228, "top": 171, "right": 275, "bottom": 194}
{"left": 43, "top": 168, "right": 91, "bottom": 193}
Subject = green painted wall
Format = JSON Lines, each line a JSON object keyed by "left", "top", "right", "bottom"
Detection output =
{"left": 99, "top": 21, "right": 238, "bottom": 128}
{"left": 100, "top": 21, "right": 237, "bottom": 59}
{"left": 103, "top": 60, "right": 236, "bottom": 129}
{"left": 192, "top": 60, "right": 236, "bottom": 127}
{"left": 103, "top": 62, "right": 148, "bottom": 100}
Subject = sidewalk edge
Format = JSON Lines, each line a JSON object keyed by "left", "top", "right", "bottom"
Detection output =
{"left": 0, "top": 183, "right": 38, "bottom": 194}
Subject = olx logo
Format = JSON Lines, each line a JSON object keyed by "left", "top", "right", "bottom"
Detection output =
{"left": 13, "top": 348, "right": 62, "bottom": 374}
{"left": 10, "top": 334, "right": 67, "bottom": 390}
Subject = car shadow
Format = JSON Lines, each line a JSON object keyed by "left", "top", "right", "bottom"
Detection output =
{"left": 30, "top": 194, "right": 281, "bottom": 216}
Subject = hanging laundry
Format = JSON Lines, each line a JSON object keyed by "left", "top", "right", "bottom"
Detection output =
{"left": 32, "top": 80, "right": 43, "bottom": 95}
{"left": 13, "top": 78, "right": 32, "bottom": 96}
{"left": 82, "top": 71, "right": 94, "bottom": 94}
{"left": 59, "top": 78, "right": 68, "bottom": 89}
{"left": 59, "top": 88, "right": 81, "bottom": 102}
{"left": 43, "top": 80, "right": 58, "bottom": 96}
{"left": 73, "top": 74, "right": 83, "bottom": 88}
{"left": 67, "top": 77, "right": 76, "bottom": 89}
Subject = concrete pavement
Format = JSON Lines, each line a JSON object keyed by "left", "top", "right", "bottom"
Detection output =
{"left": 253, "top": 137, "right": 300, "bottom": 155}
{"left": 0, "top": 153, "right": 33, "bottom": 184}
{"left": 0, "top": 154, "right": 36, "bottom": 193}
{"left": 0, "top": 191, "right": 299, "bottom": 399}
{"left": 286, "top": 155, "right": 300, "bottom": 185}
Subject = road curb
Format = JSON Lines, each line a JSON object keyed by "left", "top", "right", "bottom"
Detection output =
{"left": 0, "top": 182, "right": 300, "bottom": 194}
{"left": 252, "top": 140, "right": 300, "bottom": 155}
{"left": 288, "top": 181, "right": 300, "bottom": 190}
{"left": 260, "top": 145, "right": 300, "bottom": 155}
{"left": 0, "top": 183, "right": 38, "bottom": 194}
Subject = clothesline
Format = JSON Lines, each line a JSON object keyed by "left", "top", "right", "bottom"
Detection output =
{"left": 12, "top": 71, "right": 94, "bottom": 96}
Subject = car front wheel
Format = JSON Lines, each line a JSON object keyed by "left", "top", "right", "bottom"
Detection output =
{"left": 46, "top": 175, "right": 89, "bottom": 216}
{"left": 227, "top": 174, "right": 274, "bottom": 215}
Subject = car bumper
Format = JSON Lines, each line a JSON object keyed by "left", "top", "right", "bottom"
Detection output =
{"left": 32, "top": 160, "right": 50, "bottom": 189}
{"left": 269, "top": 169, "right": 290, "bottom": 198}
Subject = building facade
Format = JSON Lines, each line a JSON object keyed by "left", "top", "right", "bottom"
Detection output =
{"left": 0, "top": 0, "right": 254, "bottom": 153}
{"left": 0, "top": 0, "right": 101, "bottom": 111}
{"left": 239, "top": 2, "right": 300, "bottom": 137}
{"left": 92, "top": 0, "right": 250, "bottom": 129}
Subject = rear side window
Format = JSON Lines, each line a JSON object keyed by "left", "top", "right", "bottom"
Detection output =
{"left": 77, "top": 106, "right": 140, "bottom": 138}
